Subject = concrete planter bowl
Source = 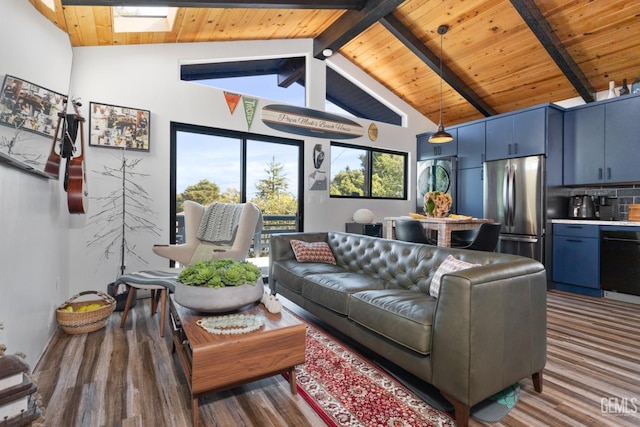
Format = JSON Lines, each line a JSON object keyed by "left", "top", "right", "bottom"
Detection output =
{"left": 174, "top": 278, "right": 264, "bottom": 313}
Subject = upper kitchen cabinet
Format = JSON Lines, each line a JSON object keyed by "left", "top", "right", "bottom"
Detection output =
{"left": 564, "top": 93, "right": 640, "bottom": 185}
{"left": 604, "top": 95, "right": 640, "bottom": 183}
{"left": 417, "top": 128, "right": 457, "bottom": 160}
{"left": 485, "top": 105, "right": 563, "bottom": 162}
{"left": 563, "top": 104, "right": 605, "bottom": 185}
{"left": 456, "top": 121, "right": 486, "bottom": 169}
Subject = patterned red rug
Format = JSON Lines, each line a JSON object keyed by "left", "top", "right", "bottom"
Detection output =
{"left": 285, "top": 315, "right": 455, "bottom": 427}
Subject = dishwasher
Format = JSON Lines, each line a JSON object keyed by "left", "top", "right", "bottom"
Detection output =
{"left": 601, "top": 228, "right": 640, "bottom": 297}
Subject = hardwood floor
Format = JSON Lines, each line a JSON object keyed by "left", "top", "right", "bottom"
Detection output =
{"left": 34, "top": 297, "right": 324, "bottom": 427}
{"left": 34, "top": 291, "right": 640, "bottom": 426}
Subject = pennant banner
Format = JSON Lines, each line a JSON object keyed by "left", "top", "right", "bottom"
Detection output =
{"left": 243, "top": 96, "right": 258, "bottom": 130}
{"left": 224, "top": 91, "right": 241, "bottom": 115}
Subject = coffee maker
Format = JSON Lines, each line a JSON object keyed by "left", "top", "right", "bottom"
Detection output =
{"left": 597, "top": 196, "right": 620, "bottom": 221}
{"left": 568, "top": 195, "right": 595, "bottom": 219}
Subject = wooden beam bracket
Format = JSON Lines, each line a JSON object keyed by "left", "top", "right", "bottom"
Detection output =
{"left": 312, "top": 0, "right": 404, "bottom": 59}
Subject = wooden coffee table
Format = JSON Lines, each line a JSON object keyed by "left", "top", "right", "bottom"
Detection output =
{"left": 169, "top": 295, "right": 306, "bottom": 427}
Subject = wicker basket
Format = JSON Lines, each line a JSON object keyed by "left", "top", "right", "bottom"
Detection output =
{"left": 56, "top": 290, "right": 116, "bottom": 334}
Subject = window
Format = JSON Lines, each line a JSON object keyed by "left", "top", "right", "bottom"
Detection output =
{"left": 113, "top": 6, "right": 177, "bottom": 33}
{"left": 330, "top": 142, "right": 407, "bottom": 199}
{"left": 181, "top": 59, "right": 306, "bottom": 107}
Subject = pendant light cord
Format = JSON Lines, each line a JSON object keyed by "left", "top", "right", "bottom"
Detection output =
{"left": 438, "top": 31, "right": 443, "bottom": 125}
{"left": 430, "top": 24, "right": 452, "bottom": 143}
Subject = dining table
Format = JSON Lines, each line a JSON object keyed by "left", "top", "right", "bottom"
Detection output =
{"left": 384, "top": 216, "right": 495, "bottom": 247}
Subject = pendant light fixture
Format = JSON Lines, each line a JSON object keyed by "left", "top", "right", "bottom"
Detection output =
{"left": 429, "top": 25, "right": 453, "bottom": 144}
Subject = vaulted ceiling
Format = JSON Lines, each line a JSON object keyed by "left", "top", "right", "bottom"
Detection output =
{"left": 28, "top": 0, "right": 640, "bottom": 127}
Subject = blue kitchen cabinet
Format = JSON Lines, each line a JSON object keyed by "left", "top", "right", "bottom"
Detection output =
{"left": 563, "top": 93, "right": 640, "bottom": 185}
{"left": 604, "top": 94, "right": 640, "bottom": 183}
{"left": 563, "top": 104, "right": 605, "bottom": 185}
{"left": 456, "top": 121, "right": 485, "bottom": 169}
{"left": 456, "top": 167, "right": 483, "bottom": 218}
{"left": 417, "top": 128, "right": 457, "bottom": 159}
{"left": 485, "top": 107, "right": 548, "bottom": 161}
{"left": 552, "top": 223, "right": 601, "bottom": 297}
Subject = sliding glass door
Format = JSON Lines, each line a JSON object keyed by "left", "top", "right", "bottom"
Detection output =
{"left": 170, "top": 123, "right": 303, "bottom": 258}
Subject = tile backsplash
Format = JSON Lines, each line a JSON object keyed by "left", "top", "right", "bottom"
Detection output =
{"left": 566, "top": 184, "right": 640, "bottom": 221}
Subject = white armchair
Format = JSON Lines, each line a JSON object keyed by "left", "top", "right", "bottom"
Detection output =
{"left": 153, "top": 200, "right": 262, "bottom": 266}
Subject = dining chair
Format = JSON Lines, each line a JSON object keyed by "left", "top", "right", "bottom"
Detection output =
{"left": 394, "top": 219, "right": 436, "bottom": 244}
{"left": 452, "top": 222, "right": 501, "bottom": 252}
{"left": 449, "top": 229, "right": 477, "bottom": 247}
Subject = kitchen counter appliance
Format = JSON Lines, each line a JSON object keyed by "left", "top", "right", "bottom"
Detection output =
{"left": 601, "top": 228, "right": 640, "bottom": 297}
{"left": 568, "top": 195, "right": 595, "bottom": 219}
{"left": 598, "top": 197, "right": 620, "bottom": 221}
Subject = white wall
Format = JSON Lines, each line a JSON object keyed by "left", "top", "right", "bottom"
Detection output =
{"left": 67, "top": 40, "right": 434, "bottom": 296}
{"left": 0, "top": 0, "right": 73, "bottom": 366}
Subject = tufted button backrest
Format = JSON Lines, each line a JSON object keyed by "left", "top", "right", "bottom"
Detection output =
{"left": 328, "top": 232, "right": 440, "bottom": 293}
{"left": 327, "top": 231, "right": 521, "bottom": 295}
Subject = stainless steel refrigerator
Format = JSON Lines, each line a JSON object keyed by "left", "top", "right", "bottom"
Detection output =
{"left": 483, "top": 155, "right": 544, "bottom": 262}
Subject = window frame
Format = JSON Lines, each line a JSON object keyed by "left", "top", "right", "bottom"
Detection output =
{"left": 329, "top": 141, "right": 408, "bottom": 200}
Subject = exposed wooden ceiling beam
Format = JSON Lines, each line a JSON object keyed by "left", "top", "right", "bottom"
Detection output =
{"left": 278, "top": 57, "right": 305, "bottom": 88}
{"left": 313, "top": 0, "right": 405, "bottom": 59}
{"left": 60, "top": 0, "right": 366, "bottom": 9}
{"left": 380, "top": 14, "right": 497, "bottom": 117}
{"left": 510, "top": 0, "right": 595, "bottom": 103}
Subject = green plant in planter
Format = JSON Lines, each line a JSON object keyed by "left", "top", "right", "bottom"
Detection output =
{"left": 178, "top": 258, "right": 262, "bottom": 288}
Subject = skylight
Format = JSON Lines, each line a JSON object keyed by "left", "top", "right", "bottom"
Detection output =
{"left": 113, "top": 6, "right": 177, "bottom": 33}
{"left": 114, "top": 7, "right": 169, "bottom": 18}
{"left": 41, "top": 0, "right": 55, "bottom": 12}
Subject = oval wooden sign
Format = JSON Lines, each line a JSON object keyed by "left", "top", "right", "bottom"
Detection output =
{"left": 261, "top": 104, "right": 364, "bottom": 139}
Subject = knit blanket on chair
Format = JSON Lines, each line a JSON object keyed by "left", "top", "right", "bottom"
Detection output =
{"left": 196, "top": 202, "right": 262, "bottom": 245}
{"left": 114, "top": 270, "right": 180, "bottom": 295}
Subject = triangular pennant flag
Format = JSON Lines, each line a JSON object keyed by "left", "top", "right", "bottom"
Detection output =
{"left": 224, "top": 91, "right": 241, "bottom": 115}
{"left": 243, "top": 96, "right": 258, "bottom": 130}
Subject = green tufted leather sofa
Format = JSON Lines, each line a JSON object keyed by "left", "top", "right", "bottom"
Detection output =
{"left": 269, "top": 231, "right": 546, "bottom": 427}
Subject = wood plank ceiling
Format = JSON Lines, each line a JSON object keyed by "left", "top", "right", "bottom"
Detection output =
{"left": 28, "top": 0, "right": 640, "bottom": 127}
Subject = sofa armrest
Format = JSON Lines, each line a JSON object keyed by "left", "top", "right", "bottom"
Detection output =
{"left": 430, "top": 258, "right": 547, "bottom": 407}
{"left": 268, "top": 232, "right": 329, "bottom": 290}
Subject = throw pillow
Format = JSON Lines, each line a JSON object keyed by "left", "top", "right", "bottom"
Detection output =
{"left": 290, "top": 240, "right": 336, "bottom": 265}
{"left": 429, "top": 255, "right": 480, "bottom": 298}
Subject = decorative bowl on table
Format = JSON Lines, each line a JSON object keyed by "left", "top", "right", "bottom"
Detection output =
{"left": 174, "top": 259, "right": 264, "bottom": 313}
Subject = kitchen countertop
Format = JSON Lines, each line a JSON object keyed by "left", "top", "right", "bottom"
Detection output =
{"left": 552, "top": 219, "right": 640, "bottom": 226}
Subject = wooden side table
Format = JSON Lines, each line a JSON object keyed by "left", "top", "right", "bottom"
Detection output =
{"left": 169, "top": 296, "right": 306, "bottom": 427}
